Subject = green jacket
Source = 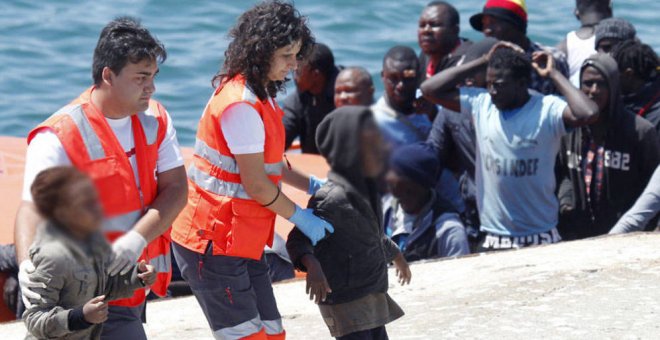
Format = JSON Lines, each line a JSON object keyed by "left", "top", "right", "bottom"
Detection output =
{"left": 23, "top": 223, "right": 143, "bottom": 340}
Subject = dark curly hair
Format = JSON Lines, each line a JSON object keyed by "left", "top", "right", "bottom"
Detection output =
{"left": 213, "top": 0, "right": 315, "bottom": 100}
{"left": 611, "top": 40, "right": 658, "bottom": 82}
{"left": 489, "top": 48, "right": 532, "bottom": 84}
{"left": 92, "top": 16, "right": 167, "bottom": 86}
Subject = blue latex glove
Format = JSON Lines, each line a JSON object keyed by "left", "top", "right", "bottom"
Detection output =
{"left": 288, "top": 205, "right": 334, "bottom": 246}
{"left": 308, "top": 175, "right": 327, "bottom": 195}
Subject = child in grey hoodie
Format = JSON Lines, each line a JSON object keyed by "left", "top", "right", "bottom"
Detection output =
{"left": 23, "top": 167, "right": 155, "bottom": 340}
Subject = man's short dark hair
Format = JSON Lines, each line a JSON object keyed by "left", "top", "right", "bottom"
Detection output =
{"left": 489, "top": 48, "right": 532, "bottom": 83}
{"left": 383, "top": 45, "right": 419, "bottom": 70}
{"left": 306, "top": 43, "right": 336, "bottom": 78}
{"left": 426, "top": 1, "right": 460, "bottom": 26}
{"left": 611, "top": 40, "right": 659, "bottom": 81}
{"left": 92, "top": 16, "right": 166, "bottom": 86}
{"left": 576, "top": 0, "right": 612, "bottom": 14}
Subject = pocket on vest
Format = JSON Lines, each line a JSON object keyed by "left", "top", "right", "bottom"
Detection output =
{"left": 226, "top": 200, "right": 275, "bottom": 260}
{"left": 85, "top": 156, "right": 129, "bottom": 211}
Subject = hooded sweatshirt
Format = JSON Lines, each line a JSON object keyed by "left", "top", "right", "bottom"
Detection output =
{"left": 557, "top": 54, "right": 660, "bottom": 240}
{"left": 286, "top": 105, "right": 401, "bottom": 305}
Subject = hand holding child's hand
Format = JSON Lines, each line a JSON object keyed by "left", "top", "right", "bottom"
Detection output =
{"left": 393, "top": 253, "right": 412, "bottom": 286}
{"left": 137, "top": 260, "right": 156, "bottom": 286}
{"left": 303, "top": 255, "right": 332, "bottom": 304}
{"left": 83, "top": 295, "right": 108, "bottom": 324}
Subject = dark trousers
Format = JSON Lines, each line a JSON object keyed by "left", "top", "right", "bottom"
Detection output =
{"left": 337, "top": 326, "right": 389, "bottom": 340}
{"left": 172, "top": 242, "right": 283, "bottom": 338}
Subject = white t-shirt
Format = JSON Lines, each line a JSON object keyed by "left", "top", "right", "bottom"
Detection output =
{"left": 22, "top": 111, "right": 184, "bottom": 201}
{"left": 220, "top": 98, "right": 276, "bottom": 155}
{"left": 460, "top": 87, "right": 568, "bottom": 237}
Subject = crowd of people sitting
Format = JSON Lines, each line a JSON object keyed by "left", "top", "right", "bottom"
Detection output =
{"left": 1, "top": 0, "right": 658, "bottom": 338}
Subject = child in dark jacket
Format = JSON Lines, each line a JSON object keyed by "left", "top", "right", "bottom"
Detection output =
{"left": 23, "top": 167, "right": 156, "bottom": 340}
{"left": 287, "top": 106, "right": 411, "bottom": 340}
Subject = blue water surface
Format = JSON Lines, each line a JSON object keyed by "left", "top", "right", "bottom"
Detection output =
{"left": 1, "top": 0, "right": 658, "bottom": 146}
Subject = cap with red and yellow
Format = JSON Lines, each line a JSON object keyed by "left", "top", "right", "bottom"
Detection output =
{"left": 470, "top": 0, "right": 528, "bottom": 34}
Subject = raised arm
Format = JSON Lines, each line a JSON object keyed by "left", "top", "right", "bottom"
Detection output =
{"left": 532, "top": 51, "right": 599, "bottom": 127}
{"left": 420, "top": 56, "right": 487, "bottom": 112}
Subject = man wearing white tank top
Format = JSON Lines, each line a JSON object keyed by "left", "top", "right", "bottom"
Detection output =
{"left": 557, "top": 0, "right": 612, "bottom": 87}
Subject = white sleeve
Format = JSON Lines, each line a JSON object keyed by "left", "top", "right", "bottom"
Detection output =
{"left": 220, "top": 103, "right": 266, "bottom": 154}
{"left": 157, "top": 110, "right": 185, "bottom": 173}
{"left": 21, "top": 131, "right": 72, "bottom": 202}
{"left": 546, "top": 95, "right": 569, "bottom": 138}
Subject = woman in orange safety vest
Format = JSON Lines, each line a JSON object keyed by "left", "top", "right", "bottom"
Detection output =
{"left": 171, "top": 2, "right": 334, "bottom": 339}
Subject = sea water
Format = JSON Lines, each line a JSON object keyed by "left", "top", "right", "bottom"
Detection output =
{"left": 1, "top": 0, "right": 658, "bottom": 146}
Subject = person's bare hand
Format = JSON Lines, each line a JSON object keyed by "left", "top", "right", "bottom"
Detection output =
{"left": 486, "top": 41, "right": 525, "bottom": 61}
{"left": 531, "top": 51, "right": 555, "bottom": 78}
{"left": 137, "top": 260, "right": 156, "bottom": 286}
{"left": 83, "top": 295, "right": 108, "bottom": 324}
{"left": 304, "top": 256, "right": 331, "bottom": 304}
{"left": 393, "top": 253, "right": 411, "bottom": 286}
{"left": 413, "top": 97, "right": 438, "bottom": 119}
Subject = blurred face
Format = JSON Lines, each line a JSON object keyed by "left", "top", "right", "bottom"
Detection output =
{"left": 596, "top": 38, "right": 620, "bottom": 54}
{"left": 418, "top": 5, "right": 458, "bottom": 56}
{"left": 54, "top": 178, "right": 103, "bottom": 238}
{"left": 294, "top": 62, "right": 317, "bottom": 93}
{"left": 334, "top": 70, "right": 374, "bottom": 107}
{"left": 580, "top": 66, "right": 610, "bottom": 112}
{"left": 268, "top": 40, "right": 302, "bottom": 82}
{"left": 107, "top": 58, "right": 158, "bottom": 115}
{"left": 382, "top": 58, "right": 418, "bottom": 110}
{"left": 486, "top": 66, "right": 526, "bottom": 110}
{"left": 385, "top": 170, "right": 428, "bottom": 214}
{"left": 482, "top": 15, "right": 518, "bottom": 42}
{"left": 360, "top": 118, "right": 386, "bottom": 178}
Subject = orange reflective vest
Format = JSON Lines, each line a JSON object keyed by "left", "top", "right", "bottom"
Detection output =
{"left": 172, "top": 75, "right": 285, "bottom": 260}
{"left": 27, "top": 87, "right": 172, "bottom": 307}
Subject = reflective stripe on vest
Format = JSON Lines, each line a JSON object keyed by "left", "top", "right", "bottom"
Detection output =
{"left": 149, "top": 253, "right": 171, "bottom": 274}
{"left": 54, "top": 104, "right": 161, "bottom": 162}
{"left": 189, "top": 138, "right": 283, "bottom": 200}
{"left": 193, "top": 138, "right": 283, "bottom": 176}
{"left": 103, "top": 210, "right": 143, "bottom": 233}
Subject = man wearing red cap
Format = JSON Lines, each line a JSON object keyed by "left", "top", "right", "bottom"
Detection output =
{"left": 470, "top": 0, "right": 570, "bottom": 95}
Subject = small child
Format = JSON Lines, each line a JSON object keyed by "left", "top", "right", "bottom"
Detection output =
{"left": 287, "top": 106, "right": 411, "bottom": 340}
{"left": 23, "top": 166, "right": 155, "bottom": 340}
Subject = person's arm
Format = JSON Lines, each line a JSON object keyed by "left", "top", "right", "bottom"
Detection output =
{"left": 14, "top": 202, "right": 42, "bottom": 264}
{"left": 610, "top": 166, "right": 660, "bottom": 234}
{"left": 420, "top": 56, "right": 487, "bottom": 112}
{"left": 131, "top": 166, "right": 187, "bottom": 242}
{"left": 282, "top": 93, "right": 302, "bottom": 151}
{"left": 531, "top": 51, "right": 599, "bottom": 127}
{"left": 556, "top": 38, "right": 568, "bottom": 56}
{"left": 435, "top": 213, "right": 470, "bottom": 257}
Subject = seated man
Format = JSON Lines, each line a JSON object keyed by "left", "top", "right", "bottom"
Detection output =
{"left": 384, "top": 143, "right": 470, "bottom": 261}
{"left": 283, "top": 43, "right": 340, "bottom": 154}
{"left": 373, "top": 45, "right": 464, "bottom": 213}
{"left": 334, "top": 67, "right": 375, "bottom": 107}
{"left": 611, "top": 40, "right": 660, "bottom": 133}
{"left": 421, "top": 43, "right": 600, "bottom": 252}
{"left": 557, "top": 53, "right": 660, "bottom": 240}
{"left": 470, "top": 0, "right": 570, "bottom": 95}
{"left": 372, "top": 45, "right": 432, "bottom": 148}
{"left": 557, "top": 0, "right": 612, "bottom": 87}
{"left": 594, "top": 17, "right": 636, "bottom": 54}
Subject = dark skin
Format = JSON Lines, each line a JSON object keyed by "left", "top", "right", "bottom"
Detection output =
{"left": 301, "top": 124, "right": 411, "bottom": 304}
{"left": 418, "top": 5, "right": 460, "bottom": 67}
{"left": 596, "top": 38, "right": 621, "bottom": 54}
{"left": 420, "top": 42, "right": 600, "bottom": 127}
{"left": 385, "top": 170, "right": 431, "bottom": 214}
{"left": 382, "top": 58, "right": 419, "bottom": 114}
{"left": 580, "top": 65, "right": 611, "bottom": 142}
{"left": 334, "top": 68, "right": 374, "bottom": 107}
{"left": 619, "top": 68, "right": 646, "bottom": 96}
{"left": 481, "top": 15, "right": 530, "bottom": 51}
{"left": 556, "top": 6, "right": 612, "bottom": 54}
{"left": 294, "top": 62, "right": 327, "bottom": 95}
